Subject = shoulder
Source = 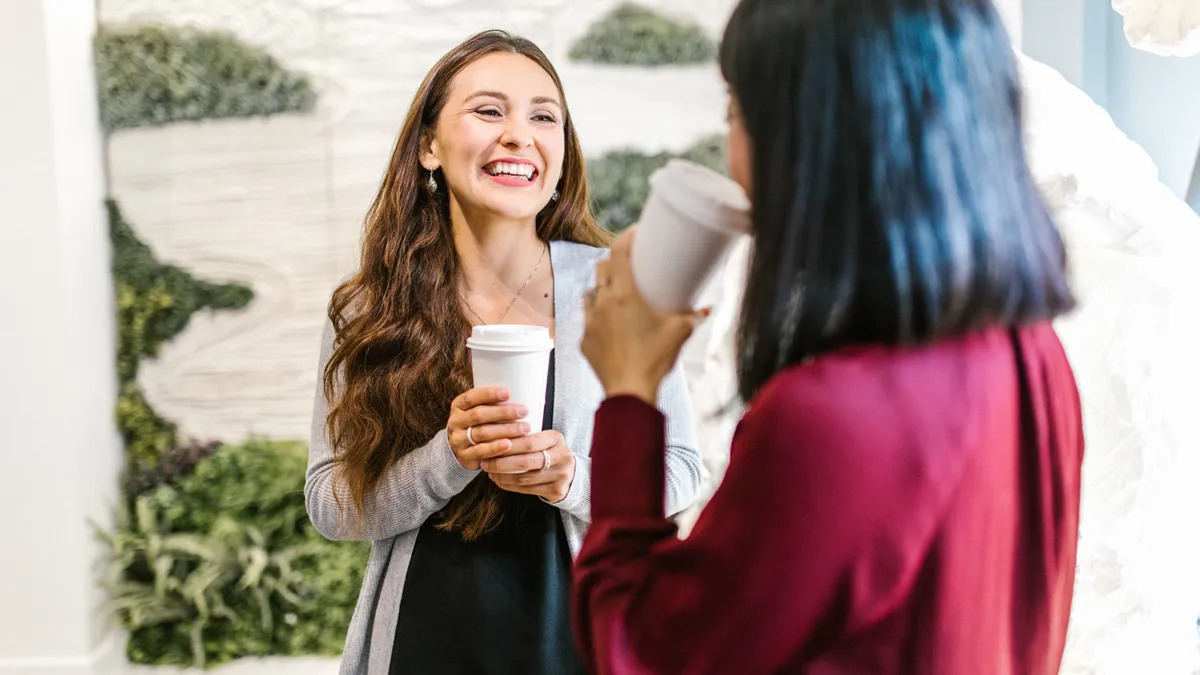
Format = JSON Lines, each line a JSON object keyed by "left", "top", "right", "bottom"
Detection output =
{"left": 321, "top": 271, "right": 361, "bottom": 322}
{"left": 739, "top": 332, "right": 1017, "bottom": 503}
{"left": 730, "top": 340, "right": 997, "bottom": 573}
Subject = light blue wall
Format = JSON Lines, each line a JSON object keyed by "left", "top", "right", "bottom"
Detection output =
{"left": 1102, "top": 8, "right": 1200, "bottom": 200}
{"left": 1024, "top": 0, "right": 1200, "bottom": 201}
{"left": 1023, "top": 0, "right": 1093, "bottom": 92}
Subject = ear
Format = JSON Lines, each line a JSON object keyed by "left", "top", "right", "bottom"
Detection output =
{"left": 419, "top": 130, "right": 441, "bottom": 172}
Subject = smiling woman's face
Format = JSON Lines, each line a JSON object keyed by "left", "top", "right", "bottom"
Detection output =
{"left": 422, "top": 51, "right": 566, "bottom": 223}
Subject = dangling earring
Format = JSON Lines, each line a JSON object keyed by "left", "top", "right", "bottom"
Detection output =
{"left": 426, "top": 169, "right": 438, "bottom": 192}
{"left": 550, "top": 189, "right": 559, "bottom": 201}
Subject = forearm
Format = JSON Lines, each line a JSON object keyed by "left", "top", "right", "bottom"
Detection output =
{"left": 305, "top": 315, "right": 477, "bottom": 541}
{"left": 305, "top": 427, "right": 477, "bottom": 541}
{"left": 572, "top": 397, "right": 819, "bottom": 675}
{"left": 660, "top": 363, "right": 706, "bottom": 516}
{"left": 571, "top": 398, "right": 744, "bottom": 674}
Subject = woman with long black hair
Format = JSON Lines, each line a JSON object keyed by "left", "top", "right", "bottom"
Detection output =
{"left": 573, "top": 1, "right": 1084, "bottom": 673}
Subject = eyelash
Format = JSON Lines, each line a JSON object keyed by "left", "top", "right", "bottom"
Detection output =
{"left": 476, "top": 108, "right": 557, "bottom": 124}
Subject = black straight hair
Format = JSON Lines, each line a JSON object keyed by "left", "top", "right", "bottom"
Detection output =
{"left": 720, "top": 0, "right": 1076, "bottom": 402}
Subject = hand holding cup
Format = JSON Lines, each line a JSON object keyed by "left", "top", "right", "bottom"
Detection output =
{"left": 583, "top": 229, "right": 711, "bottom": 405}
{"left": 446, "top": 386, "right": 532, "bottom": 470}
{"left": 481, "top": 429, "right": 577, "bottom": 503}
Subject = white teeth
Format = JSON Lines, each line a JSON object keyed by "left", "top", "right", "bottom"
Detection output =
{"left": 486, "top": 162, "right": 535, "bottom": 179}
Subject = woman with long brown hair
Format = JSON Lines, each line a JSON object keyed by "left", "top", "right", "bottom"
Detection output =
{"left": 304, "top": 30, "right": 703, "bottom": 675}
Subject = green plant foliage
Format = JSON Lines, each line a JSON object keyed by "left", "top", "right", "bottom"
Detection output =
{"left": 109, "top": 200, "right": 253, "bottom": 467}
{"left": 96, "top": 439, "right": 370, "bottom": 668}
{"left": 569, "top": 3, "right": 717, "bottom": 66}
{"left": 116, "top": 381, "right": 181, "bottom": 471}
{"left": 587, "top": 134, "right": 729, "bottom": 233}
{"left": 124, "top": 440, "right": 220, "bottom": 497}
{"left": 95, "top": 24, "right": 318, "bottom": 133}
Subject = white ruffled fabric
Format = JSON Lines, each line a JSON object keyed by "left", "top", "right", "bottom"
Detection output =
{"left": 1019, "top": 52, "right": 1200, "bottom": 675}
{"left": 1111, "top": 0, "right": 1200, "bottom": 56}
{"left": 678, "top": 52, "right": 1200, "bottom": 674}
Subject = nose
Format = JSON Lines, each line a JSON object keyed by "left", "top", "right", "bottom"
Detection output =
{"left": 499, "top": 117, "right": 534, "bottom": 150}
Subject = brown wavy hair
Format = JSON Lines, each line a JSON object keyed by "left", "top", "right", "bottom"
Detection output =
{"left": 324, "top": 30, "right": 609, "bottom": 541}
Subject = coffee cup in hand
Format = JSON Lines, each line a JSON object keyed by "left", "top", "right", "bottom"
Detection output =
{"left": 631, "top": 159, "right": 751, "bottom": 312}
{"left": 466, "top": 325, "right": 554, "bottom": 433}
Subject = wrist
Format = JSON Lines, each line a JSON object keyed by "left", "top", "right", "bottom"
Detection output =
{"left": 603, "top": 378, "right": 660, "bottom": 406}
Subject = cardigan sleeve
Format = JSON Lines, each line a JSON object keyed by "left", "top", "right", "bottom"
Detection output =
{"left": 549, "top": 361, "right": 706, "bottom": 522}
{"left": 305, "top": 316, "right": 478, "bottom": 541}
{"left": 572, "top": 377, "right": 922, "bottom": 675}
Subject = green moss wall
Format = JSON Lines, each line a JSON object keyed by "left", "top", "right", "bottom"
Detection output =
{"left": 96, "top": 25, "right": 317, "bottom": 132}
{"left": 569, "top": 3, "right": 717, "bottom": 66}
{"left": 95, "top": 27, "right": 367, "bottom": 668}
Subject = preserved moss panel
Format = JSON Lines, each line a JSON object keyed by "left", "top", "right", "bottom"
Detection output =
{"left": 97, "top": 438, "right": 370, "bottom": 668}
{"left": 110, "top": 200, "right": 253, "bottom": 466}
{"left": 587, "top": 134, "right": 728, "bottom": 232}
{"left": 569, "top": 3, "right": 717, "bottom": 66}
{"left": 96, "top": 24, "right": 318, "bottom": 132}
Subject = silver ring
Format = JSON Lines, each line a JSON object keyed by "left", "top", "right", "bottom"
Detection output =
{"left": 541, "top": 449, "right": 552, "bottom": 472}
{"left": 466, "top": 426, "right": 477, "bottom": 447}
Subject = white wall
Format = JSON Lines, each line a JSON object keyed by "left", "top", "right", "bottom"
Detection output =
{"left": 0, "top": 0, "right": 122, "bottom": 673}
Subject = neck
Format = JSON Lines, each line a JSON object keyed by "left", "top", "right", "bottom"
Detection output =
{"left": 451, "top": 200, "right": 545, "bottom": 291}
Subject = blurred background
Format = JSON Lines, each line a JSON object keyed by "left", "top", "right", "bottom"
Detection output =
{"left": 1, "top": 0, "right": 1198, "bottom": 673}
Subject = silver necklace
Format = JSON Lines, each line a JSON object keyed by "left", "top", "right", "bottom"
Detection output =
{"left": 461, "top": 242, "right": 548, "bottom": 325}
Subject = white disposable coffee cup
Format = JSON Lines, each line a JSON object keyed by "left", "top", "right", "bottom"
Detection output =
{"left": 466, "top": 325, "right": 554, "bottom": 433}
{"left": 631, "top": 159, "right": 751, "bottom": 311}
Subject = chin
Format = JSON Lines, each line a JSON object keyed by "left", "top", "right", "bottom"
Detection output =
{"left": 483, "top": 201, "right": 548, "bottom": 222}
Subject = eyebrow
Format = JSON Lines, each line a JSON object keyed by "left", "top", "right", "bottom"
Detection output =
{"left": 465, "top": 90, "right": 562, "bottom": 110}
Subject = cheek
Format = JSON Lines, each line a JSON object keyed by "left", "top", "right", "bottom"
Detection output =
{"left": 440, "top": 121, "right": 491, "bottom": 176}
{"left": 727, "top": 124, "right": 752, "bottom": 198}
{"left": 540, "top": 134, "right": 567, "bottom": 182}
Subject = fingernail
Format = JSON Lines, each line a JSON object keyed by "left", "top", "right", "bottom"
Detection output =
{"left": 516, "top": 406, "right": 528, "bottom": 417}
{"left": 479, "top": 461, "right": 489, "bottom": 471}
{"left": 519, "top": 422, "right": 531, "bottom": 434}
{"left": 498, "top": 389, "right": 510, "bottom": 400}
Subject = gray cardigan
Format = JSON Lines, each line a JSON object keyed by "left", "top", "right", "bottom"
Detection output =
{"left": 306, "top": 240, "right": 705, "bottom": 675}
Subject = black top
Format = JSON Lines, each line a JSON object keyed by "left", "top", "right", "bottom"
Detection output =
{"left": 389, "top": 352, "right": 584, "bottom": 675}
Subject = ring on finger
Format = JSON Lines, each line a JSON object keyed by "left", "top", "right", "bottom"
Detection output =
{"left": 466, "top": 426, "right": 477, "bottom": 447}
{"left": 541, "top": 448, "right": 552, "bottom": 472}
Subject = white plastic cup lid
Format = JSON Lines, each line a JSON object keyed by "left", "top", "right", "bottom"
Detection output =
{"left": 466, "top": 324, "right": 554, "bottom": 352}
{"left": 648, "top": 159, "right": 751, "bottom": 235}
